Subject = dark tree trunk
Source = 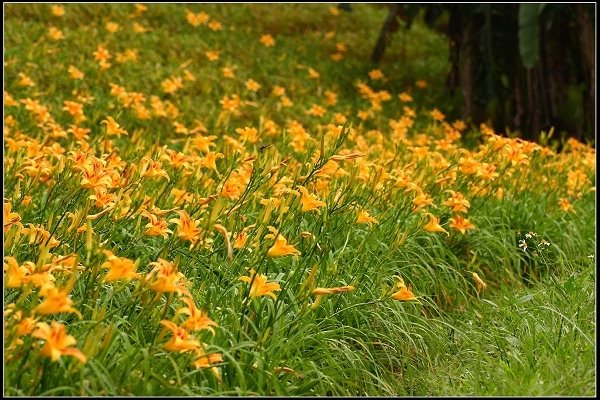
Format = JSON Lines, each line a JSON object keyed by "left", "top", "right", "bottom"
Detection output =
{"left": 443, "top": 4, "right": 595, "bottom": 142}
{"left": 574, "top": 4, "right": 595, "bottom": 142}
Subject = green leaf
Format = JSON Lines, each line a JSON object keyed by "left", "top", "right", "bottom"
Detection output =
{"left": 517, "top": 294, "right": 535, "bottom": 303}
{"left": 518, "top": 4, "right": 545, "bottom": 68}
{"left": 564, "top": 276, "right": 576, "bottom": 293}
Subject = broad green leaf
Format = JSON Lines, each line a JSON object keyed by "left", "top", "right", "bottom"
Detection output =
{"left": 519, "top": 4, "right": 546, "bottom": 68}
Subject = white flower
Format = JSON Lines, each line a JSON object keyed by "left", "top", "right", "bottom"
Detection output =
{"left": 518, "top": 240, "right": 528, "bottom": 251}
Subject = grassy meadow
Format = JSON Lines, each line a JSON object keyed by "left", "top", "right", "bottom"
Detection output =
{"left": 3, "top": 3, "right": 596, "bottom": 396}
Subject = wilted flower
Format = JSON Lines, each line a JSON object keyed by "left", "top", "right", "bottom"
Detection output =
{"left": 472, "top": 272, "right": 487, "bottom": 293}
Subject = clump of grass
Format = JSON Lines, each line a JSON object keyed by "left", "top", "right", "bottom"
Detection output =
{"left": 3, "top": 3, "right": 595, "bottom": 396}
{"left": 419, "top": 263, "right": 596, "bottom": 396}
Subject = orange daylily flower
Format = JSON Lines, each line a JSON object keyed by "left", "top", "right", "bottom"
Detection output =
{"left": 233, "top": 225, "right": 255, "bottom": 249}
{"left": 558, "top": 198, "right": 575, "bottom": 213}
{"left": 192, "top": 344, "right": 224, "bottom": 381}
{"left": 79, "top": 157, "right": 113, "bottom": 190}
{"left": 412, "top": 192, "right": 434, "bottom": 212}
{"left": 186, "top": 10, "right": 209, "bottom": 26}
{"left": 298, "top": 186, "right": 326, "bottom": 213}
{"left": 306, "top": 104, "right": 327, "bottom": 117}
{"left": 423, "top": 213, "right": 449, "bottom": 236}
{"left": 106, "top": 21, "right": 120, "bottom": 33}
{"left": 191, "top": 134, "right": 217, "bottom": 153}
{"left": 391, "top": 277, "right": 417, "bottom": 301}
{"left": 392, "top": 287, "right": 417, "bottom": 301}
{"left": 17, "top": 72, "right": 35, "bottom": 87}
{"left": 5, "top": 309, "right": 39, "bottom": 349}
{"left": 142, "top": 210, "right": 173, "bottom": 238}
{"left": 20, "top": 223, "right": 61, "bottom": 249}
{"left": 101, "top": 250, "right": 140, "bottom": 283}
{"left": 244, "top": 79, "right": 261, "bottom": 92}
{"left": 170, "top": 210, "right": 202, "bottom": 245}
{"left": 208, "top": 20, "right": 222, "bottom": 31}
{"left": 50, "top": 5, "right": 65, "bottom": 16}
{"left": 265, "top": 226, "right": 301, "bottom": 257}
{"left": 368, "top": 69, "right": 384, "bottom": 80}
{"left": 430, "top": 108, "right": 445, "bottom": 121}
{"left": 89, "top": 188, "right": 117, "bottom": 209}
{"left": 240, "top": 269, "right": 281, "bottom": 299}
{"left": 443, "top": 190, "right": 470, "bottom": 213}
{"left": 357, "top": 210, "right": 379, "bottom": 226}
{"left": 48, "top": 26, "right": 64, "bottom": 40}
{"left": 132, "top": 22, "right": 150, "bottom": 33}
{"left": 399, "top": 92, "right": 413, "bottom": 102}
{"left": 43, "top": 254, "right": 82, "bottom": 274}
{"left": 4, "top": 201, "right": 22, "bottom": 232}
{"left": 159, "top": 320, "right": 200, "bottom": 353}
{"left": 193, "top": 346, "right": 224, "bottom": 369}
{"left": 449, "top": 215, "right": 476, "bottom": 234}
{"left": 177, "top": 297, "right": 218, "bottom": 334}
{"left": 115, "top": 49, "right": 140, "bottom": 64}
{"left": 140, "top": 156, "right": 170, "bottom": 181}
{"left": 67, "top": 65, "right": 85, "bottom": 80}
{"left": 34, "top": 284, "right": 81, "bottom": 317}
{"left": 32, "top": 321, "right": 87, "bottom": 363}
{"left": 236, "top": 126, "right": 259, "bottom": 143}
{"left": 162, "top": 76, "right": 184, "bottom": 94}
{"left": 4, "top": 91, "right": 19, "bottom": 107}
{"left": 6, "top": 257, "right": 56, "bottom": 288}
{"left": 170, "top": 188, "right": 194, "bottom": 206}
{"left": 200, "top": 151, "right": 224, "bottom": 172}
{"left": 205, "top": 50, "right": 220, "bottom": 62}
{"left": 162, "top": 148, "right": 192, "bottom": 169}
{"left": 458, "top": 155, "right": 480, "bottom": 175}
{"left": 146, "top": 258, "right": 191, "bottom": 297}
{"left": 4, "top": 257, "right": 39, "bottom": 288}
{"left": 131, "top": 3, "right": 148, "bottom": 17}
{"left": 101, "top": 116, "right": 128, "bottom": 137}
{"left": 16, "top": 316, "right": 39, "bottom": 338}
{"left": 503, "top": 144, "right": 529, "bottom": 166}
{"left": 93, "top": 45, "right": 112, "bottom": 64}
{"left": 260, "top": 34, "right": 275, "bottom": 47}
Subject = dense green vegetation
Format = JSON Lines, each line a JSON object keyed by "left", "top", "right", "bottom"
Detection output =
{"left": 3, "top": 4, "right": 595, "bottom": 396}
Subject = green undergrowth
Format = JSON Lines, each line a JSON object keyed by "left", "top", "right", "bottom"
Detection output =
{"left": 3, "top": 3, "right": 596, "bottom": 396}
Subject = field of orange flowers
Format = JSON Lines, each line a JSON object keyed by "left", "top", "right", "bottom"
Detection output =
{"left": 3, "top": 4, "right": 596, "bottom": 396}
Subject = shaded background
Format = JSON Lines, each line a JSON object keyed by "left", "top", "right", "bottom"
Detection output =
{"left": 370, "top": 3, "right": 595, "bottom": 144}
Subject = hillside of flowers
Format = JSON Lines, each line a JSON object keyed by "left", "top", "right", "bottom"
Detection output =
{"left": 3, "top": 4, "right": 595, "bottom": 396}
